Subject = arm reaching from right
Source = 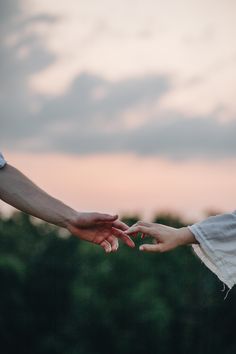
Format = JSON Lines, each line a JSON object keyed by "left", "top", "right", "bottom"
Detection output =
{"left": 126, "top": 210, "right": 236, "bottom": 289}
{"left": 125, "top": 221, "right": 197, "bottom": 253}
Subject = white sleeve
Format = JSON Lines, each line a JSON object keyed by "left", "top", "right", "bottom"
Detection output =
{"left": 0, "top": 152, "right": 6, "bottom": 168}
{"left": 189, "top": 210, "right": 236, "bottom": 289}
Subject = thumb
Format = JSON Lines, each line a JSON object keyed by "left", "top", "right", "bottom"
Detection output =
{"left": 139, "top": 243, "right": 164, "bottom": 253}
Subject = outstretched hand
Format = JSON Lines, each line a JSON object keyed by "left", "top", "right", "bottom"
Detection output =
{"left": 66, "top": 212, "right": 135, "bottom": 253}
{"left": 125, "top": 221, "right": 196, "bottom": 252}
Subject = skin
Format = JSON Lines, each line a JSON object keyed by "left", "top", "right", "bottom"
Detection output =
{"left": 125, "top": 221, "right": 198, "bottom": 253}
{"left": 0, "top": 164, "right": 135, "bottom": 252}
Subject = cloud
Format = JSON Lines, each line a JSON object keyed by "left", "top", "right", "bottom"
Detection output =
{"left": 0, "top": 0, "right": 56, "bottom": 146}
{"left": 19, "top": 14, "right": 59, "bottom": 26}
{"left": 35, "top": 105, "right": 236, "bottom": 159}
{"left": 2, "top": 68, "right": 236, "bottom": 159}
{"left": 1, "top": 0, "right": 236, "bottom": 160}
{"left": 39, "top": 72, "right": 169, "bottom": 123}
{"left": 0, "top": 0, "right": 21, "bottom": 24}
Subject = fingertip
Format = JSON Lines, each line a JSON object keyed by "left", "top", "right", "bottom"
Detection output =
{"left": 130, "top": 241, "right": 136, "bottom": 248}
{"left": 113, "top": 220, "right": 129, "bottom": 231}
{"left": 100, "top": 240, "right": 112, "bottom": 253}
{"left": 128, "top": 244, "right": 135, "bottom": 249}
{"left": 126, "top": 238, "right": 135, "bottom": 248}
{"left": 112, "top": 244, "right": 119, "bottom": 252}
{"left": 102, "top": 245, "right": 107, "bottom": 253}
{"left": 124, "top": 230, "right": 133, "bottom": 236}
{"left": 102, "top": 246, "right": 107, "bottom": 253}
{"left": 139, "top": 245, "right": 144, "bottom": 251}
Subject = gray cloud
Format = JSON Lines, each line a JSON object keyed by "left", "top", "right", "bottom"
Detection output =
{"left": 39, "top": 73, "right": 169, "bottom": 125}
{"left": 1, "top": 0, "right": 236, "bottom": 160}
{"left": 0, "top": 0, "right": 56, "bottom": 146}
{"left": 37, "top": 111, "right": 236, "bottom": 159}
{"left": 0, "top": 0, "right": 21, "bottom": 24}
{"left": 18, "top": 14, "right": 59, "bottom": 27}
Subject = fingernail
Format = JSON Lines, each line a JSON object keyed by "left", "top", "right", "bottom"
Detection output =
{"left": 139, "top": 246, "right": 144, "bottom": 251}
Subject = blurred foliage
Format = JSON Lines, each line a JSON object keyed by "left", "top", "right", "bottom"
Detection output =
{"left": 0, "top": 211, "right": 236, "bottom": 354}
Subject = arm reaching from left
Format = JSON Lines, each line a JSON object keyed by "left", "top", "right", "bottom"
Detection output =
{"left": 0, "top": 163, "right": 134, "bottom": 252}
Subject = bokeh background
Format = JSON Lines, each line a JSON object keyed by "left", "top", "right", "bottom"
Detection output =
{"left": 1, "top": 1, "right": 236, "bottom": 353}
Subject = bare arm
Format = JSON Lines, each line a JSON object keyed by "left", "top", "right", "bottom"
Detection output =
{"left": 0, "top": 164, "right": 134, "bottom": 252}
{"left": 0, "top": 164, "right": 78, "bottom": 227}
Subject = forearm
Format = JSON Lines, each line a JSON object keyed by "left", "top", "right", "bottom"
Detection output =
{"left": 0, "top": 164, "right": 77, "bottom": 227}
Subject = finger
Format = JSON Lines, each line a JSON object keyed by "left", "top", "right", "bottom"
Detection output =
{"left": 112, "top": 227, "right": 135, "bottom": 248}
{"left": 128, "top": 232, "right": 139, "bottom": 238}
{"left": 121, "top": 230, "right": 139, "bottom": 238}
{"left": 137, "top": 221, "right": 152, "bottom": 227}
{"left": 113, "top": 238, "right": 119, "bottom": 252}
{"left": 139, "top": 243, "right": 164, "bottom": 253}
{"left": 100, "top": 240, "right": 112, "bottom": 253}
{"left": 107, "top": 235, "right": 119, "bottom": 252}
{"left": 113, "top": 219, "right": 129, "bottom": 231}
{"left": 130, "top": 221, "right": 151, "bottom": 228}
{"left": 125, "top": 225, "right": 151, "bottom": 236}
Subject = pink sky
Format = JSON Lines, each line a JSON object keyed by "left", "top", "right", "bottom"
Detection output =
{"left": 1, "top": 1, "right": 236, "bottom": 224}
{"left": 1, "top": 151, "right": 235, "bottom": 223}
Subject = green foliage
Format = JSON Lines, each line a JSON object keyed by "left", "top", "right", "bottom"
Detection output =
{"left": 0, "top": 212, "right": 235, "bottom": 354}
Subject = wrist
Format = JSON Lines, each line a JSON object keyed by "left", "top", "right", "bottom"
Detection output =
{"left": 56, "top": 205, "right": 79, "bottom": 229}
{"left": 176, "top": 227, "right": 197, "bottom": 246}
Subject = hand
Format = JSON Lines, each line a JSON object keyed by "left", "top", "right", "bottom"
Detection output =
{"left": 125, "top": 221, "right": 196, "bottom": 253}
{"left": 66, "top": 212, "right": 135, "bottom": 253}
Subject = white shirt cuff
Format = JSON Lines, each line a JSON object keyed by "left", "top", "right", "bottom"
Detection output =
{"left": 189, "top": 219, "right": 236, "bottom": 289}
{"left": 0, "top": 153, "right": 6, "bottom": 168}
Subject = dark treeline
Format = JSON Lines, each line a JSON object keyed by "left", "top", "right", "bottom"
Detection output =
{"left": 0, "top": 212, "right": 236, "bottom": 354}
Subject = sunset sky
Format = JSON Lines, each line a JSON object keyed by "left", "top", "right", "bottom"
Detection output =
{"left": 1, "top": 0, "right": 236, "bottom": 221}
